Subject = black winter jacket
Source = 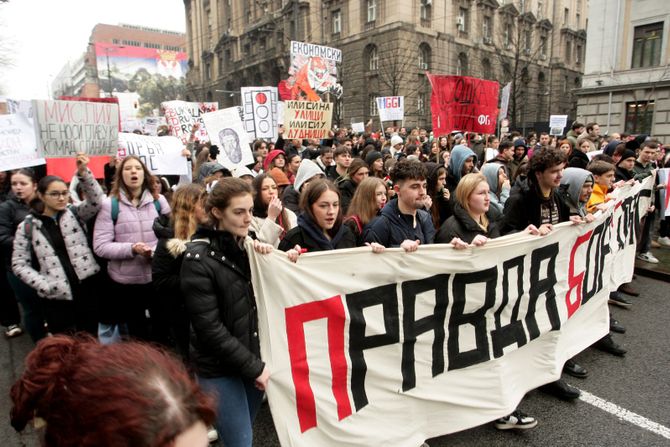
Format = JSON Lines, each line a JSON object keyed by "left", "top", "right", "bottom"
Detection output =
{"left": 279, "top": 223, "right": 357, "bottom": 252}
{"left": 363, "top": 198, "right": 436, "bottom": 247}
{"left": 501, "top": 179, "right": 570, "bottom": 235}
{"left": 568, "top": 150, "right": 589, "bottom": 169}
{"left": 435, "top": 202, "right": 501, "bottom": 244}
{"left": 338, "top": 179, "right": 356, "bottom": 215}
{"left": 0, "top": 195, "right": 31, "bottom": 268}
{"left": 180, "top": 227, "right": 264, "bottom": 379}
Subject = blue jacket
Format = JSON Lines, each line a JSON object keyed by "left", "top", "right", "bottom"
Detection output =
{"left": 363, "top": 199, "right": 435, "bottom": 247}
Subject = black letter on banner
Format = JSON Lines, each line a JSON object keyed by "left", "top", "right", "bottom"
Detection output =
{"left": 401, "top": 274, "right": 449, "bottom": 392}
{"left": 526, "top": 243, "right": 560, "bottom": 340}
{"left": 447, "top": 268, "right": 497, "bottom": 370}
{"left": 583, "top": 220, "right": 611, "bottom": 304}
{"left": 491, "top": 256, "right": 528, "bottom": 358}
{"left": 347, "top": 284, "right": 399, "bottom": 411}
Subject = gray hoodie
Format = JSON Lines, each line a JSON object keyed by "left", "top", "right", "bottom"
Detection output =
{"left": 481, "top": 163, "right": 510, "bottom": 219}
{"left": 559, "top": 167, "right": 593, "bottom": 217}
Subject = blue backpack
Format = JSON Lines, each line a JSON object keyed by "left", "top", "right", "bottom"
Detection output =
{"left": 111, "top": 197, "right": 161, "bottom": 224}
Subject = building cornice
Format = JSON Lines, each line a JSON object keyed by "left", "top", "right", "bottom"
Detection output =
{"left": 575, "top": 79, "right": 670, "bottom": 96}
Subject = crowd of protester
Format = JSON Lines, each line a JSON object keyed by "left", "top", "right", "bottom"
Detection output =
{"left": 1, "top": 119, "right": 668, "bottom": 446}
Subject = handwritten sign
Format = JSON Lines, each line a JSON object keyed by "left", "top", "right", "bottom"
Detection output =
{"left": 32, "top": 100, "right": 119, "bottom": 158}
{"left": 427, "top": 74, "right": 499, "bottom": 135}
{"left": 284, "top": 101, "right": 333, "bottom": 139}
{"left": 376, "top": 96, "right": 404, "bottom": 122}
{"left": 162, "top": 100, "right": 218, "bottom": 144}
{"left": 549, "top": 115, "right": 568, "bottom": 136}
{"left": 201, "top": 107, "right": 253, "bottom": 170}
{"left": 118, "top": 133, "right": 188, "bottom": 175}
{"left": 0, "top": 114, "right": 44, "bottom": 171}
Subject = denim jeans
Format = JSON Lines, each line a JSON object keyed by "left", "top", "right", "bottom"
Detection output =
{"left": 198, "top": 375, "right": 264, "bottom": 447}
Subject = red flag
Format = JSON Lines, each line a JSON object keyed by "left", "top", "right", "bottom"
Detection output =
{"left": 427, "top": 74, "right": 500, "bottom": 136}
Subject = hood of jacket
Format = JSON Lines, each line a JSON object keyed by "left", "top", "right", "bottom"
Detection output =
{"left": 481, "top": 163, "right": 502, "bottom": 195}
{"left": 294, "top": 159, "right": 324, "bottom": 192}
{"left": 448, "top": 145, "right": 477, "bottom": 183}
{"left": 560, "top": 167, "right": 593, "bottom": 212}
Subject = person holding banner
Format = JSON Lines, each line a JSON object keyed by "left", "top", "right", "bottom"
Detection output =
{"left": 11, "top": 154, "right": 104, "bottom": 336}
{"left": 179, "top": 178, "right": 272, "bottom": 447}
{"left": 93, "top": 156, "right": 171, "bottom": 342}
{"left": 250, "top": 173, "right": 297, "bottom": 247}
{"left": 0, "top": 169, "right": 46, "bottom": 341}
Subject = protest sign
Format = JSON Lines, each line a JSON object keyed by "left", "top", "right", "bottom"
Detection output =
{"left": 287, "top": 41, "right": 342, "bottom": 102}
{"left": 143, "top": 117, "right": 162, "bottom": 136}
{"left": 351, "top": 122, "right": 365, "bottom": 133}
{"left": 499, "top": 82, "right": 511, "bottom": 121}
{"left": 0, "top": 114, "right": 44, "bottom": 171}
{"left": 32, "top": 99, "right": 119, "bottom": 158}
{"left": 248, "top": 180, "right": 646, "bottom": 446}
{"left": 549, "top": 115, "right": 568, "bottom": 136}
{"left": 162, "top": 100, "right": 218, "bottom": 144}
{"left": 284, "top": 101, "right": 333, "bottom": 139}
{"left": 117, "top": 133, "right": 188, "bottom": 176}
{"left": 376, "top": 96, "right": 404, "bottom": 122}
{"left": 241, "top": 87, "right": 279, "bottom": 141}
{"left": 586, "top": 150, "right": 603, "bottom": 161}
{"left": 6, "top": 99, "right": 34, "bottom": 123}
{"left": 278, "top": 101, "right": 285, "bottom": 126}
{"left": 427, "top": 74, "right": 499, "bottom": 135}
{"left": 658, "top": 168, "right": 670, "bottom": 217}
{"left": 201, "top": 107, "right": 253, "bottom": 169}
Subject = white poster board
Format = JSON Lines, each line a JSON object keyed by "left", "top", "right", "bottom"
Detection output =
{"left": 549, "top": 115, "right": 569, "bottom": 136}
{"left": 162, "top": 100, "right": 218, "bottom": 144}
{"left": 0, "top": 114, "right": 45, "bottom": 171}
{"left": 117, "top": 133, "right": 188, "bottom": 176}
{"left": 376, "top": 96, "right": 404, "bottom": 122}
{"left": 351, "top": 122, "right": 365, "bottom": 133}
{"left": 201, "top": 107, "right": 253, "bottom": 169}
{"left": 241, "top": 87, "right": 279, "bottom": 141}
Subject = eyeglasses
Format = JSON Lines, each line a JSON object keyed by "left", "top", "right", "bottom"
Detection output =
{"left": 45, "top": 191, "right": 70, "bottom": 199}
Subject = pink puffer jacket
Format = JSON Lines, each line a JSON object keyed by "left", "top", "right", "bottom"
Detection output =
{"left": 93, "top": 190, "right": 171, "bottom": 284}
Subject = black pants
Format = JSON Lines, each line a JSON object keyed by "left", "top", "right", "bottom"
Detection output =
{"left": 40, "top": 277, "right": 99, "bottom": 336}
{"left": 100, "top": 281, "right": 154, "bottom": 341}
{"left": 0, "top": 263, "right": 21, "bottom": 328}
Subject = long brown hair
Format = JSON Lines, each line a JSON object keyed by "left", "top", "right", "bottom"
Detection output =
{"left": 252, "top": 173, "right": 291, "bottom": 226}
{"left": 205, "top": 177, "right": 252, "bottom": 225}
{"left": 170, "top": 183, "right": 207, "bottom": 240}
{"left": 110, "top": 156, "right": 156, "bottom": 200}
{"left": 346, "top": 177, "right": 385, "bottom": 226}
{"left": 299, "top": 179, "right": 343, "bottom": 236}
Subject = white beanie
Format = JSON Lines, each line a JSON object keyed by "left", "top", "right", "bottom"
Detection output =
{"left": 233, "top": 166, "right": 254, "bottom": 178}
{"left": 391, "top": 135, "right": 404, "bottom": 147}
{"left": 294, "top": 159, "right": 325, "bottom": 192}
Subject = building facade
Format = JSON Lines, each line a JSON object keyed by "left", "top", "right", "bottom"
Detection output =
{"left": 185, "top": 0, "right": 587, "bottom": 132}
{"left": 576, "top": 0, "right": 670, "bottom": 141}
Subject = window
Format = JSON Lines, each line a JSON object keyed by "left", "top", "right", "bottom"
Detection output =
{"left": 366, "top": 45, "right": 378, "bottom": 71}
{"left": 218, "top": 53, "right": 224, "bottom": 75}
{"left": 576, "top": 44, "right": 582, "bottom": 64}
{"left": 503, "top": 22, "right": 511, "bottom": 48}
{"left": 632, "top": 22, "right": 663, "bottom": 69}
{"left": 482, "top": 58, "right": 493, "bottom": 79}
{"left": 540, "top": 35, "right": 547, "bottom": 57}
{"left": 418, "top": 44, "right": 431, "bottom": 70}
{"left": 457, "top": 53, "right": 468, "bottom": 76}
{"left": 563, "top": 8, "right": 569, "bottom": 26}
{"left": 458, "top": 8, "right": 468, "bottom": 32}
{"left": 369, "top": 95, "right": 378, "bottom": 116}
{"left": 417, "top": 93, "right": 426, "bottom": 114}
{"left": 518, "top": 0, "right": 525, "bottom": 13}
{"left": 420, "top": 0, "right": 431, "bottom": 21}
{"left": 625, "top": 101, "right": 654, "bottom": 135}
{"left": 205, "top": 62, "right": 211, "bottom": 81}
{"left": 143, "top": 42, "right": 161, "bottom": 49}
{"left": 483, "top": 16, "right": 492, "bottom": 40}
{"left": 367, "top": 0, "right": 377, "bottom": 23}
{"left": 332, "top": 9, "right": 341, "bottom": 34}
{"left": 525, "top": 30, "right": 532, "bottom": 51}
{"left": 112, "top": 39, "right": 119, "bottom": 44}
{"left": 565, "top": 40, "right": 572, "bottom": 60}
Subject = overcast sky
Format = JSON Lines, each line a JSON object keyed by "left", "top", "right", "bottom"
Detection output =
{"left": 0, "top": 0, "right": 186, "bottom": 99}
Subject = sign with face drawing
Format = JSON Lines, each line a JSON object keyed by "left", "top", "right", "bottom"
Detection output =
{"left": 201, "top": 106, "right": 253, "bottom": 170}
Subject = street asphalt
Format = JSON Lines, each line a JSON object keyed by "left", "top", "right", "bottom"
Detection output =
{"left": 1, "top": 275, "right": 668, "bottom": 447}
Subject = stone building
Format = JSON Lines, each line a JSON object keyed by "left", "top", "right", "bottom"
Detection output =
{"left": 185, "top": 0, "right": 587, "bottom": 132}
{"left": 576, "top": 0, "right": 670, "bottom": 141}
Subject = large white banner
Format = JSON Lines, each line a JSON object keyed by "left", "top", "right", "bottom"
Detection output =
{"left": 376, "top": 96, "right": 404, "bottom": 122}
{"left": 0, "top": 114, "right": 44, "bottom": 171}
{"left": 248, "top": 179, "right": 647, "bottom": 447}
{"left": 32, "top": 99, "right": 119, "bottom": 158}
{"left": 241, "top": 87, "right": 279, "bottom": 141}
{"left": 118, "top": 133, "right": 188, "bottom": 176}
{"left": 201, "top": 107, "right": 253, "bottom": 170}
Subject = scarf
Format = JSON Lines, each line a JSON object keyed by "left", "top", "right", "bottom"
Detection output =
{"left": 297, "top": 213, "right": 347, "bottom": 251}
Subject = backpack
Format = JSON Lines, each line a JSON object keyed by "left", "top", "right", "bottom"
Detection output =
{"left": 111, "top": 196, "right": 162, "bottom": 225}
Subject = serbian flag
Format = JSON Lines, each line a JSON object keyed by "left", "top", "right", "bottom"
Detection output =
{"left": 426, "top": 74, "right": 500, "bottom": 136}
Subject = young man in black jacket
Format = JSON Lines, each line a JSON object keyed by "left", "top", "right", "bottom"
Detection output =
{"left": 502, "top": 147, "right": 589, "bottom": 400}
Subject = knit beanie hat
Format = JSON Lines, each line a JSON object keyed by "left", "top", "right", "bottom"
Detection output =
{"left": 294, "top": 159, "right": 324, "bottom": 192}
{"left": 365, "top": 150, "right": 383, "bottom": 166}
{"left": 269, "top": 167, "right": 290, "bottom": 187}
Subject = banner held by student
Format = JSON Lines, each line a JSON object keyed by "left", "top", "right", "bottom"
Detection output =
{"left": 284, "top": 100, "right": 333, "bottom": 140}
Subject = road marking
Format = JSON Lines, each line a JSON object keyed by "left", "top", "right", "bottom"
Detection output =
{"left": 579, "top": 389, "right": 670, "bottom": 440}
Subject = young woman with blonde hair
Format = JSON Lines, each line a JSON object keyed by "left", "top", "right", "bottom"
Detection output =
{"left": 344, "top": 177, "right": 387, "bottom": 245}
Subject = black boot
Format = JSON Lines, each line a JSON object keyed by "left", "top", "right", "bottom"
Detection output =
{"left": 609, "top": 317, "right": 626, "bottom": 334}
{"left": 594, "top": 334, "right": 626, "bottom": 357}
{"left": 539, "top": 379, "right": 581, "bottom": 400}
{"left": 563, "top": 359, "right": 588, "bottom": 378}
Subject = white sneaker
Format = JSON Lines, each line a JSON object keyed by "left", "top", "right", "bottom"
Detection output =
{"left": 495, "top": 410, "right": 538, "bottom": 430}
{"left": 658, "top": 236, "right": 670, "bottom": 247}
{"left": 207, "top": 427, "right": 218, "bottom": 443}
{"left": 637, "top": 252, "right": 659, "bottom": 264}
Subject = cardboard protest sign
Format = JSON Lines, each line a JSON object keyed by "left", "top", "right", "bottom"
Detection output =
{"left": 32, "top": 99, "right": 119, "bottom": 158}
{"left": 376, "top": 96, "right": 404, "bottom": 122}
{"left": 284, "top": 101, "right": 333, "bottom": 139}
{"left": 287, "top": 41, "right": 343, "bottom": 102}
{"left": 118, "top": 133, "right": 188, "bottom": 176}
{"left": 201, "top": 107, "right": 253, "bottom": 169}
{"left": 549, "top": 114, "right": 568, "bottom": 136}
{"left": 5, "top": 99, "right": 34, "bottom": 123}
{"left": 351, "top": 122, "right": 365, "bottom": 133}
{"left": 499, "top": 82, "right": 511, "bottom": 121}
{"left": 0, "top": 114, "right": 44, "bottom": 171}
{"left": 143, "top": 117, "right": 162, "bottom": 136}
{"left": 427, "top": 74, "right": 499, "bottom": 135}
{"left": 240, "top": 87, "right": 279, "bottom": 141}
{"left": 249, "top": 179, "right": 646, "bottom": 446}
{"left": 162, "top": 100, "right": 218, "bottom": 144}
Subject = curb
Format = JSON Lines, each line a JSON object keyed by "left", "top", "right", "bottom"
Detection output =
{"left": 634, "top": 263, "right": 670, "bottom": 282}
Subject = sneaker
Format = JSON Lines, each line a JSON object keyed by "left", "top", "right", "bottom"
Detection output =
{"left": 4, "top": 325, "right": 23, "bottom": 338}
{"left": 207, "top": 427, "right": 218, "bottom": 443}
{"left": 636, "top": 252, "right": 659, "bottom": 264}
{"left": 563, "top": 359, "right": 588, "bottom": 378}
{"left": 539, "top": 379, "right": 581, "bottom": 400}
{"left": 658, "top": 236, "right": 670, "bottom": 247}
{"left": 608, "top": 292, "right": 632, "bottom": 308}
{"left": 495, "top": 410, "right": 538, "bottom": 430}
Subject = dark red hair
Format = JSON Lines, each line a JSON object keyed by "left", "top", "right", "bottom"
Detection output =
{"left": 10, "top": 335, "right": 215, "bottom": 446}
